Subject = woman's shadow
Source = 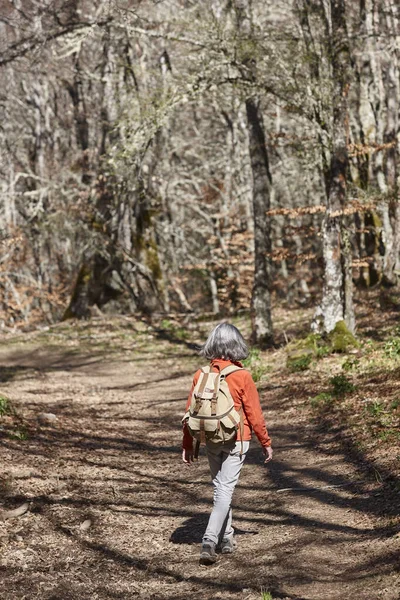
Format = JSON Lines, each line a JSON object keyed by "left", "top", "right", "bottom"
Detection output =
{"left": 170, "top": 514, "right": 208, "bottom": 544}
{"left": 170, "top": 514, "right": 258, "bottom": 545}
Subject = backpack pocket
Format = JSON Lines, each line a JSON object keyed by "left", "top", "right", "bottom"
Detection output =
{"left": 184, "top": 406, "right": 240, "bottom": 444}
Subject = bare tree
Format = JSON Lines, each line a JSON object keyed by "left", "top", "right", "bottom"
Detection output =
{"left": 235, "top": 0, "right": 274, "bottom": 346}
{"left": 296, "top": 0, "right": 355, "bottom": 333}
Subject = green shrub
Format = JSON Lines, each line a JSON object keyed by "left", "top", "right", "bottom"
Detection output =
{"left": 285, "top": 322, "right": 359, "bottom": 372}
{"left": 175, "top": 327, "right": 189, "bottom": 341}
{"left": 244, "top": 347, "right": 269, "bottom": 382}
{"left": 243, "top": 347, "right": 261, "bottom": 367}
{"left": 378, "top": 428, "right": 400, "bottom": 442}
{"left": 0, "top": 395, "right": 11, "bottom": 416}
{"left": 286, "top": 333, "right": 326, "bottom": 357}
{"left": 160, "top": 319, "right": 174, "bottom": 330}
{"left": 250, "top": 365, "right": 267, "bottom": 383}
{"left": 342, "top": 357, "right": 360, "bottom": 372}
{"left": 366, "top": 401, "right": 384, "bottom": 417}
{"left": 384, "top": 337, "right": 400, "bottom": 359}
{"left": 316, "top": 345, "right": 330, "bottom": 358}
{"left": 289, "top": 354, "right": 312, "bottom": 372}
{"left": 365, "top": 400, "right": 385, "bottom": 417}
{"left": 9, "top": 427, "right": 28, "bottom": 441}
{"left": 286, "top": 334, "right": 323, "bottom": 370}
{"left": 310, "top": 392, "right": 333, "bottom": 408}
{"left": 390, "top": 399, "right": 400, "bottom": 411}
{"left": 329, "top": 374, "right": 356, "bottom": 397}
{"left": 159, "top": 320, "right": 188, "bottom": 340}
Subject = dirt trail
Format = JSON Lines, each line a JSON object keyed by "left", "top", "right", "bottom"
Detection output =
{"left": 0, "top": 327, "right": 399, "bottom": 600}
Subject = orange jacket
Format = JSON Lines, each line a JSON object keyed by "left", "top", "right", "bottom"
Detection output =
{"left": 182, "top": 358, "right": 271, "bottom": 450}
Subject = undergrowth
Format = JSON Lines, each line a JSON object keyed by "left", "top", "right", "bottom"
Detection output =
{"left": 160, "top": 319, "right": 190, "bottom": 341}
{"left": 329, "top": 374, "right": 356, "bottom": 397}
{"left": 304, "top": 321, "right": 400, "bottom": 475}
{"left": 0, "top": 394, "right": 12, "bottom": 416}
{"left": 0, "top": 395, "right": 28, "bottom": 441}
{"left": 243, "top": 348, "right": 271, "bottom": 383}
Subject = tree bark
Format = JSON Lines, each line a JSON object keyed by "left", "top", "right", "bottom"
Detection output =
{"left": 316, "top": 0, "right": 355, "bottom": 333}
{"left": 359, "top": 0, "right": 400, "bottom": 286}
{"left": 65, "top": 56, "right": 90, "bottom": 185}
{"left": 235, "top": 0, "right": 274, "bottom": 346}
{"left": 246, "top": 97, "right": 274, "bottom": 346}
{"left": 383, "top": 0, "right": 400, "bottom": 284}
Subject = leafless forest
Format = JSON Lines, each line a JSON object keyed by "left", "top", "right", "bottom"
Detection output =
{"left": 1, "top": 0, "right": 400, "bottom": 342}
{"left": 1, "top": 4, "right": 400, "bottom": 597}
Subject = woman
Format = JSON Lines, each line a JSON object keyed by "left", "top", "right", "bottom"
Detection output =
{"left": 182, "top": 322, "right": 273, "bottom": 564}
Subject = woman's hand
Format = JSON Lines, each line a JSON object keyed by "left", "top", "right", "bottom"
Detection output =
{"left": 263, "top": 445, "right": 273, "bottom": 463}
{"left": 182, "top": 448, "right": 194, "bottom": 466}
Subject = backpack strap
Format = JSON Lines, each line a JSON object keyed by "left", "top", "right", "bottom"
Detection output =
{"left": 219, "top": 365, "right": 245, "bottom": 455}
{"left": 238, "top": 406, "right": 245, "bottom": 457}
{"left": 196, "top": 366, "right": 211, "bottom": 398}
{"left": 211, "top": 371, "right": 220, "bottom": 415}
{"left": 219, "top": 365, "right": 243, "bottom": 378}
{"left": 199, "top": 419, "right": 206, "bottom": 444}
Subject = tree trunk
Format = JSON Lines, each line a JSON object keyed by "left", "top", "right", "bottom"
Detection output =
{"left": 360, "top": 0, "right": 399, "bottom": 286}
{"left": 209, "top": 272, "right": 220, "bottom": 314}
{"left": 63, "top": 263, "right": 92, "bottom": 320}
{"left": 316, "top": 0, "right": 355, "bottom": 333}
{"left": 246, "top": 97, "right": 274, "bottom": 346}
{"left": 235, "top": 0, "right": 273, "bottom": 346}
{"left": 383, "top": 0, "right": 400, "bottom": 284}
{"left": 65, "top": 56, "right": 91, "bottom": 185}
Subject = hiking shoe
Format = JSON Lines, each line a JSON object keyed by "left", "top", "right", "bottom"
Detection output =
{"left": 220, "top": 537, "right": 237, "bottom": 554}
{"left": 200, "top": 541, "right": 216, "bottom": 565}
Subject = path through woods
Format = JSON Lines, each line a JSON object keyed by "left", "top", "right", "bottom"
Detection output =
{"left": 0, "top": 319, "right": 399, "bottom": 600}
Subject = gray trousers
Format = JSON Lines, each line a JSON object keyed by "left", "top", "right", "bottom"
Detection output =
{"left": 203, "top": 440, "right": 250, "bottom": 545}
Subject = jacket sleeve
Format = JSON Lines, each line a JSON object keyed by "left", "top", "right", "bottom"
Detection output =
{"left": 242, "top": 371, "right": 272, "bottom": 447}
{"left": 182, "top": 370, "right": 200, "bottom": 451}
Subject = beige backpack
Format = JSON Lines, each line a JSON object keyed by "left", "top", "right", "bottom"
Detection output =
{"left": 182, "top": 365, "right": 245, "bottom": 456}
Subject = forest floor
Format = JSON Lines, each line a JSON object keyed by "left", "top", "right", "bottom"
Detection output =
{"left": 0, "top": 302, "right": 399, "bottom": 600}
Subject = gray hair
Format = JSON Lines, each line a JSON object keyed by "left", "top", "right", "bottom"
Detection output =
{"left": 200, "top": 323, "right": 249, "bottom": 361}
